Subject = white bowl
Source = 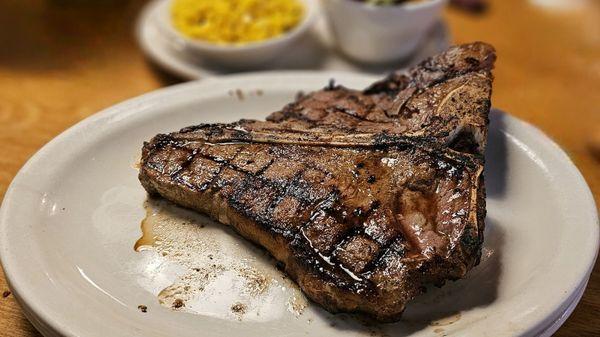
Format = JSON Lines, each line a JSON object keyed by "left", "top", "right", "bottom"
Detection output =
{"left": 322, "top": 0, "right": 447, "bottom": 63}
{"left": 155, "top": 0, "right": 318, "bottom": 69}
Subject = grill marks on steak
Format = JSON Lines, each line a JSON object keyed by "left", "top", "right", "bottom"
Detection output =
{"left": 138, "top": 42, "right": 494, "bottom": 321}
{"left": 139, "top": 127, "right": 485, "bottom": 321}
{"left": 267, "top": 42, "right": 495, "bottom": 155}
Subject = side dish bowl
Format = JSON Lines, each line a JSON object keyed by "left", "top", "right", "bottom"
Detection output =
{"left": 323, "top": 0, "right": 447, "bottom": 63}
{"left": 155, "top": 0, "right": 318, "bottom": 69}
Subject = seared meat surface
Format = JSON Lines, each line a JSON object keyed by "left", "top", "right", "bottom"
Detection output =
{"left": 139, "top": 130, "right": 485, "bottom": 321}
{"left": 138, "top": 42, "right": 495, "bottom": 322}
{"left": 268, "top": 42, "right": 495, "bottom": 155}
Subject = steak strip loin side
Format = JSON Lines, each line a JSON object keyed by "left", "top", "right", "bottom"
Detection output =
{"left": 139, "top": 129, "right": 486, "bottom": 321}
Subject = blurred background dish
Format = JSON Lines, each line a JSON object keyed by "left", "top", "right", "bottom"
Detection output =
{"left": 323, "top": 0, "right": 447, "bottom": 63}
{"left": 169, "top": 0, "right": 306, "bottom": 44}
{"left": 154, "top": 0, "right": 319, "bottom": 69}
{"left": 137, "top": 0, "right": 451, "bottom": 79}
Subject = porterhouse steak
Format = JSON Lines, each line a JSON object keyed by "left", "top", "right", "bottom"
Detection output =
{"left": 139, "top": 42, "right": 495, "bottom": 322}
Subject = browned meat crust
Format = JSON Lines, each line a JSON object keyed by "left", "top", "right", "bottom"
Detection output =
{"left": 267, "top": 42, "right": 495, "bottom": 155}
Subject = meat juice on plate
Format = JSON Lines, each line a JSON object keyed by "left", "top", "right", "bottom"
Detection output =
{"left": 135, "top": 198, "right": 307, "bottom": 321}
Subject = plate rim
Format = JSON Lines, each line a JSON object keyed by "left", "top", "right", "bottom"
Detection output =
{"left": 135, "top": 0, "right": 206, "bottom": 80}
{"left": 0, "top": 71, "right": 598, "bottom": 337}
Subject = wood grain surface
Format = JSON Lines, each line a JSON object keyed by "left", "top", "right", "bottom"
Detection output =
{"left": 0, "top": 0, "right": 598, "bottom": 336}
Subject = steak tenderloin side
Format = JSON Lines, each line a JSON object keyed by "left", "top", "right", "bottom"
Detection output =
{"left": 268, "top": 42, "right": 495, "bottom": 155}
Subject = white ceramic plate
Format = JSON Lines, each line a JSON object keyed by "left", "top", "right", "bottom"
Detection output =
{"left": 0, "top": 72, "right": 598, "bottom": 337}
{"left": 135, "top": 0, "right": 450, "bottom": 80}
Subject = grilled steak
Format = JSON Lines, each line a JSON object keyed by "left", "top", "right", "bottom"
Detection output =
{"left": 138, "top": 42, "right": 495, "bottom": 322}
{"left": 139, "top": 129, "right": 485, "bottom": 321}
{"left": 267, "top": 42, "right": 496, "bottom": 155}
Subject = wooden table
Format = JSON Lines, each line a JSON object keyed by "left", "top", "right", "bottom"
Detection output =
{"left": 0, "top": 0, "right": 598, "bottom": 335}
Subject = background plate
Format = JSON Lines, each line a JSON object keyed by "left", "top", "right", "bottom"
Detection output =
{"left": 0, "top": 72, "right": 598, "bottom": 337}
{"left": 135, "top": 0, "right": 450, "bottom": 80}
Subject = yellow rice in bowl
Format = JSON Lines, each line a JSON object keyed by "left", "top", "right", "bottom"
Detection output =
{"left": 171, "top": 0, "right": 305, "bottom": 45}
